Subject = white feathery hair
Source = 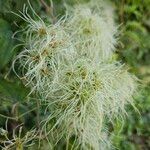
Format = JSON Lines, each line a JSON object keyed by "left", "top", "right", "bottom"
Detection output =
{"left": 13, "top": 0, "right": 137, "bottom": 149}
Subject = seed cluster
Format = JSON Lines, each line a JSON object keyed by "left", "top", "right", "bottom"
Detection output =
{"left": 14, "top": 0, "right": 137, "bottom": 149}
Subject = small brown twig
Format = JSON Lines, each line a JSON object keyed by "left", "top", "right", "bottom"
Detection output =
{"left": 120, "top": 0, "right": 125, "bottom": 23}
{"left": 40, "top": 0, "right": 56, "bottom": 24}
{"left": 36, "top": 99, "right": 40, "bottom": 130}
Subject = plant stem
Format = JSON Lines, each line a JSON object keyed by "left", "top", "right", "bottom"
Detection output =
{"left": 40, "top": 0, "right": 56, "bottom": 23}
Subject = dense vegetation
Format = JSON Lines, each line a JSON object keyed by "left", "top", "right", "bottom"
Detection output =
{"left": 0, "top": 0, "right": 149, "bottom": 149}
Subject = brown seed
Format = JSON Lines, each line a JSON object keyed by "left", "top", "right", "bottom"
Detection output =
{"left": 38, "top": 28, "right": 46, "bottom": 35}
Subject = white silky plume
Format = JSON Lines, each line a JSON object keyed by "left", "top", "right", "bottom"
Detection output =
{"left": 42, "top": 59, "right": 137, "bottom": 149}
{"left": 13, "top": 1, "right": 137, "bottom": 150}
{"left": 65, "top": 0, "right": 117, "bottom": 62}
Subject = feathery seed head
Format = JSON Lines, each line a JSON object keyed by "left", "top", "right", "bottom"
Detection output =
{"left": 13, "top": 1, "right": 138, "bottom": 149}
{"left": 65, "top": 0, "right": 117, "bottom": 61}
{"left": 42, "top": 60, "right": 137, "bottom": 150}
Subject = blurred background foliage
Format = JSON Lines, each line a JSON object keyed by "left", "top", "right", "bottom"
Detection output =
{"left": 0, "top": 0, "right": 149, "bottom": 149}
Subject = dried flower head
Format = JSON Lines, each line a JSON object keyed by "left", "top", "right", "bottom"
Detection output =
{"left": 0, "top": 127, "right": 37, "bottom": 150}
{"left": 13, "top": 0, "right": 137, "bottom": 149}
{"left": 65, "top": 0, "right": 118, "bottom": 61}
{"left": 41, "top": 59, "right": 137, "bottom": 149}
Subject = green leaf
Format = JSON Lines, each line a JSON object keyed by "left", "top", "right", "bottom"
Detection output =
{"left": 0, "top": 18, "right": 14, "bottom": 70}
{"left": 0, "top": 77, "right": 29, "bottom": 102}
{"left": 126, "top": 21, "right": 146, "bottom": 33}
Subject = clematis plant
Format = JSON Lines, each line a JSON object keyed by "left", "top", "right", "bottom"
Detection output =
{"left": 13, "top": 0, "right": 137, "bottom": 149}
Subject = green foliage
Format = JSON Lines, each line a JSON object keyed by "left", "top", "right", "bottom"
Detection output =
{"left": 0, "top": 77, "right": 29, "bottom": 102}
{"left": 111, "top": 0, "right": 150, "bottom": 149}
{"left": 113, "top": 0, "right": 150, "bottom": 67}
{"left": 112, "top": 86, "right": 150, "bottom": 150}
{"left": 0, "top": 19, "right": 14, "bottom": 70}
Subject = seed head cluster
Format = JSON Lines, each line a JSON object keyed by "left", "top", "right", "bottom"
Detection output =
{"left": 14, "top": 0, "right": 137, "bottom": 149}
